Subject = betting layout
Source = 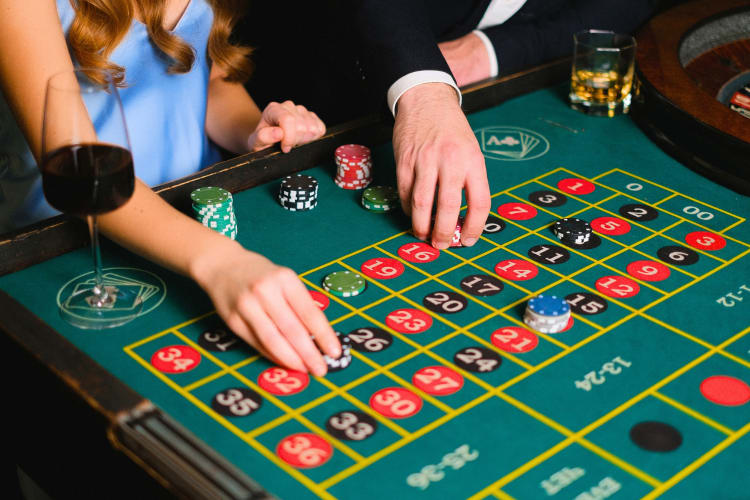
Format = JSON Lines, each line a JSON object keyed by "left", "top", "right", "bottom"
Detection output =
{"left": 126, "top": 166, "right": 750, "bottom": 499}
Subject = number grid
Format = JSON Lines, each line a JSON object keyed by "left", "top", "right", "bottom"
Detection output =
{"left": 123, "top": 167, "right": 750, "bottom": 499}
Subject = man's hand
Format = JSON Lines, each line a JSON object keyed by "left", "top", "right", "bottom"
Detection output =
{"left": 394, "top": 83, "right": 490, "bottom": 249}
{"left": 438, "top": 32, "right": 491, "bottom": 87}
{"left": 191, "top": 243, "right": 340, "bottom": 377}
{"left": 248, "top": 101, "right": 326, "bottom": 153}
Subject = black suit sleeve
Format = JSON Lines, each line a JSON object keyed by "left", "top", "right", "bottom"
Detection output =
{"left": 349, "top": 0, "right": 455, "bottom": 108}
{"left": 480, "top": 0, "right": 656, "bottom": 76}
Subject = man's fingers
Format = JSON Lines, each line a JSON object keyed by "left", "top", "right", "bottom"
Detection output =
{"left": 461, "top": 157, "right": 491, "bottom": 245}
{"left": 431, "top": 171, "right": 463, "bottom": 249}
{"left": 410, "top": 156, "right": 438, "bottom": 241}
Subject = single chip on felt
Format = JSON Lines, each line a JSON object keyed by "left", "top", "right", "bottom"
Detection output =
{"left": 553, "top": 217, "right": 592, "bottom": 244}
{"left": 629, "top": 421, "right": 682, "bottom": 452}
{"left": 322, "top": 270, "right": 366, "bottom": 297}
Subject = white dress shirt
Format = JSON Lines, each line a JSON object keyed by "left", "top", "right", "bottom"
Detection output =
{"left": 387, "top": 0, "right": 528, "bottom": 115}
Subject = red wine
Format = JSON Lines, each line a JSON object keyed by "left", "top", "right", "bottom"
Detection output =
{"left": 41, "top": 143, "right": 135, "bottom": 215}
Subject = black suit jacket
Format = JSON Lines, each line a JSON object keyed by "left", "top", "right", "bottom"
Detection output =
{"left": 351, "top": 0, "right": 656, "bottom": 104}
{"left": 240, "top": 0, "right": 655, "bottom": 124}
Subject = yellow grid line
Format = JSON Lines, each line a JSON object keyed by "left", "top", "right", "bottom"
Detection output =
{"left": 122, "top": 345, "right": 335, "bottom": 500}
{"left": 124, "top": 166, "right": 749, "bottom": 499}
{"left": 167, "top": 328, "right": 367, "bottom": 464}
{"left": 534, "top": 179, "right": 728, "bottom": 265}
{"left": 643, "top": 422, "right": 750, "bottom": 499}
{"left": 651, "top": 391, "right": 734, "bottom": 436}
{"left": 608, "top": 168, "right": 745, "bottom": 226}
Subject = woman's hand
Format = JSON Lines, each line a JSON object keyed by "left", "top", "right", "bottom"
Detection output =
{"left": 248, "top": 100, "right": 326, "bottom": 153}
{"left": 192, "top": 242, "right": 340, "bottom": 376}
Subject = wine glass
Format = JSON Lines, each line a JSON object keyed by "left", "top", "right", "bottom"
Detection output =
{"left": 42, "top": 68, "right": 142, "bottom": 328}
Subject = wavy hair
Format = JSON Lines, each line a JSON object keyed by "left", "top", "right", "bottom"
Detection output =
{"left": 67, "top": 0, "right": 252, "bottom": 85}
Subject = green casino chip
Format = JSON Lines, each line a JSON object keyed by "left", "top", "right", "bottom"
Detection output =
{"left": 191, "top": 186, "right": 231, "bottom": 206}
{"left": 362, "top": 185, "right": 398, "bottom": 205}
{"left": 322, "top": 271, "right": 366, "bottom": 297}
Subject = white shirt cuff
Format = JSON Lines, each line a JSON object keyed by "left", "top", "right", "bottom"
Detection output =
{"left": 473, "top": 30, "right": 499, "bottom": 78}
{"left": 387, "top": 70, "right": 462, "bottom": 116}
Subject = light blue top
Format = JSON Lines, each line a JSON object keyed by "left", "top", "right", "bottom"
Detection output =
{"left": 0, "top": 0, "right": 221, "bottom": 231}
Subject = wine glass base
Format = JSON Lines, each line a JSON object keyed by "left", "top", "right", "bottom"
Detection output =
{"left": 59, "top": 285, "right": 143, "bottom": 329}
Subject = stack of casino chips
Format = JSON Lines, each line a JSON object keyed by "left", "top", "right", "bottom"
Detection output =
{"left": 191, "top": 186, "right": 237, "bottom": 240}
{"left": 729, "top": 85, "right": 750, "bottom": 118}
{"left": 451, "top": 216, "right": 465, "bottom": 247}
{"left": 361, "top": 185, "right": 398, "bottom": 212}
{"left": 334, "top": 144, "right": 372, "bottom": 190}
{"left": 279, "top": 174, "right": 318, "bottom": 211}
{"left": 523, "top": 294, "right": 570, "bottom": 333}
{"left": 323, "top": 332, "right": 352, "bottom": 372}
{"left": 553, "top": 217, "right": 592, "bottom": 245}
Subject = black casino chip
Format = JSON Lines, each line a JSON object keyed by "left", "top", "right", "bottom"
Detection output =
{"left": 619, "top": 203, "right": 659, "bottom": 221}
{"left": 453, "top": 347, "right": 502, "bottom": 373}
{"left": 629, "top": 421, "right": 682, "bottom": 452}
{"left": 211, "top": 387, "right": 263, "bottom": 417}
{"left": 528, "top": 244, "right": 570, "bottom": 265}
{"left": 326, "top": 410, "right": 378, "bottom": 441}
{"left": 423, "top": 290, "right": 468, "bottom": 314}
{"left": 529, "top": 190, "right": 567, "bottom": 207}
{"left": 460, "top": 274, "right": 504, "bottom": 296}
{"left": 657, "top": 245, "right": 699, "bottom": 266}
{"left": 347, "top": 327, "right": 393, "bottom": 353}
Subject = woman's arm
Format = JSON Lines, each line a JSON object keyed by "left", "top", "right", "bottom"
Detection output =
{"left": 206, "top": 65, "right": 325, "bottom": 153}
{"left": 0, "top": 0, "right": 340, "bottom": 375}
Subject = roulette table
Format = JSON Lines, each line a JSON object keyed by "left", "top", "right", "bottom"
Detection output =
{"left": 0, "top": 25, "right": 749, "bottom": 500}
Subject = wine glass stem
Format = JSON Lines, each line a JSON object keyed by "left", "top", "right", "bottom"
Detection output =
{"left": 87, "top": 215, "right": 108, "bottom": 301}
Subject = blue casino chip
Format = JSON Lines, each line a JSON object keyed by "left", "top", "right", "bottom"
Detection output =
{"left": 527, "top": 294, "right": 570, "bottom": 316}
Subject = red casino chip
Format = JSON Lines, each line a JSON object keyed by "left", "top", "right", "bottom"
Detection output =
{"left": 398, "top": 242, "right": 440, "bottom": 263}
{"left": 497, "top": 202, "right": 538, "bottom": 220}
{"left": 700, "top": 375, "right": 750, "bottom": 406}
{"left": 360, "top": 257, "right": 405, "bottom": 280}
{"left": 335, "top": 144, "right": 371, "bottom": 162}
{"left": 591, "top": 216, "right": 631, "bottom": 236}
{"left": 370, "top": 387, "right": 423, "bottom": 418}
{"left": 685, "top": 231, "right": 726, "bottom": 251}
{"left": 595, "top": 275, "right": 640, "bottom": 298}
{"left": 626, "top": 260, "right": 670, "bottom": 282}
{"left": 412, "top": 366, "right": 464, "bottom": 396}
{"left": 385, "top": 308, "right": 432, "bottom": 334}
{"left": 258, "top": 367, "right": 310, "bottom": 396}
{"left": 151, "top": 345, "right": 201, "bottom": 374}
{"left": 491, "top": 327, "right": 539, "bottom": 353}
{"left": 276, "top": 433, "right": 333, "bottom": 468}
{"left": 557, "top": 178, "right": 595, "bottom": 195}
{"left": 494, "top": 259, "right": 539, "bottom": 281}
{"left": 309, "top": 290, "right": 329, "bottom": 311}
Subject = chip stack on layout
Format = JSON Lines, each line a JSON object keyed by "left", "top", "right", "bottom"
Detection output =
{"left": 523, "top": 294, "right": 570, "bottom": 333}
{"left": 451, "top": 216, "right": 465, "bottom": 247}
{"left": 361, "top": 185, "right": 398, "bottom": 212}
{"left": 323, "top": 332, "right": 352, "bottom": 372}
{"left": 191, "top": 186, "right": 237, "bottom": 240}
{"left": 279, "top": 174, "right": 318, "bottom": 211}
{"left": 553, "top": 217, "right": 592, "bottom": 245}
{"left": 334, "top": 144, "right": 372, "bottom": 190}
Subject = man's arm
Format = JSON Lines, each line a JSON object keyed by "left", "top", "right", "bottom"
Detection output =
{"left": 349, "top": 0, "right": 492, "bottom": 249}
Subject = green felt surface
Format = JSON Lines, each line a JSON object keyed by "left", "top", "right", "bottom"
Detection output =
{"left": 1, "top": 85, "right": 749, "bottom": 499}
